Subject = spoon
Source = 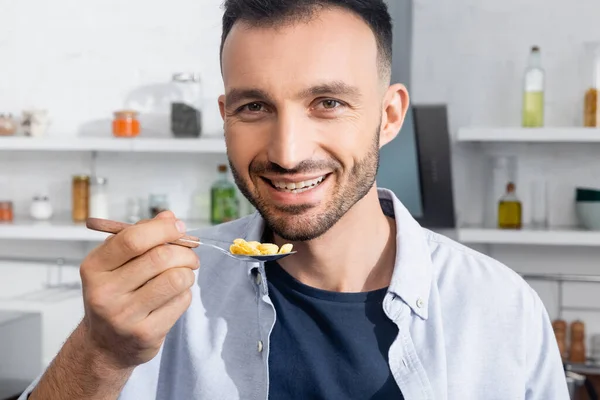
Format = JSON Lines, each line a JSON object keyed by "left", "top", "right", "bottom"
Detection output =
{"left": 85, "top": 218, "right": 296, "bottom": 262}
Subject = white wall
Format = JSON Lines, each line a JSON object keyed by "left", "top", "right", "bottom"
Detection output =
{"left": 2, "top": 0, "right": 600, "bottom": 371}
{"left": 412, "top": 0, "right": 600, "bottom": 340}
{"left": 0, "top": 0, "right": 227, "bottom": 368}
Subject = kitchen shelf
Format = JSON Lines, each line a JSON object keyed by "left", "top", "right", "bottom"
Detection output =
{"left": 0, "top": 136, "right": 226, "bottom": 153}
{"left": 0, "top": 218, "right": 212, "bottom": 241}
{"left": 457, "top": 127, "right": 600, "bottom": 143}
{"left": 458, "top": 227, "right": 600, "bottom": 246}
{"left": 0, "top": 219, "right": 110, "bottom": 241}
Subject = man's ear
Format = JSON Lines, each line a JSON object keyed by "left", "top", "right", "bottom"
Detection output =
{"left": 218, "top": 94, "right": 226, "bottom": 120}
{"left": 379, "top": 83, "right": 410, "bottom": 147}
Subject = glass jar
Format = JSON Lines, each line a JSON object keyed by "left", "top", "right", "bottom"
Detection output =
{"left": 72, "top": 175, "right": 90, "bottom": 222}
{"left": 113, "top": 110, "right": 140, "bottom": 137}
{"left": 170, "top": 73, "right": 203, "bottom": 138}
{"left": 89, "top": 177, "right": 109, "bottom": 219}
{"left": 149, "top": 194, "right": 169, "bottom": 218}
{"left": 0, "top": 201, "right": 13, "bottom": 222}
{"left": 0, "top": 114, "right": 17, "bottom": 136}
{"left": 583, "top": 42, "right": 600, "bottom": 127}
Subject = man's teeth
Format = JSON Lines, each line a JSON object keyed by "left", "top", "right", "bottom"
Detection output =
{"left": 272, "top": 176, "right": 325, "bottom": 192}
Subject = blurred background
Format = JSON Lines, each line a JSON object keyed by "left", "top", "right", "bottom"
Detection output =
{"left": 2, "top": 0, "right": 600, "bottom": 398}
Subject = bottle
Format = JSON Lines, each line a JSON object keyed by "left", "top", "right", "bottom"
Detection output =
{"left": 211, "top": 164, "right": 239, "bottom": 225}
{"left": 72, "top": 175, "right": 90, "bottom": 222}
{"left": 89, "top": 177, "right": 110, "bottom": 219}
{"left": 583, "top": 42, "right": 600, "bottom": 127}
{"left": 569, "top": 320, "right": 586, "bottom": 364}
{"left": 522, "top": 46, "right": 545, "bottom": 127}
{"left": 498, "top": 182, "right": 522, "bottom": 229}
{"left": 552, "top": 319, "right": 567, "bottom": 361}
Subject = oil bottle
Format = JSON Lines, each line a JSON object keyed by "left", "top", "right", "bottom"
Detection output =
{"left": 522, "top": 46, "right": 545, "bottom": 127}
{"left": 498, "top": 182, "right": 522, "bottom": 229}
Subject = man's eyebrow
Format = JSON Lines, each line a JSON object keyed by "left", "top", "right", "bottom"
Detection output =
{"left": 225, "top": 88, "right": 273, "bottom": 106}
{"left": 224, "top": 81, "right": 361, "bottom": 106}
{"left": 296, "top": 81, "right": 361, "bottom": 99}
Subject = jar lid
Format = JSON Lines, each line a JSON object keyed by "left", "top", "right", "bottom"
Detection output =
{"left": 93, "top": 176, "right": 108, "bottom": 185}
{"left": 114, "top": 110, "right": 139, "bottom": 118}
{"left": 172, "top": 73, "right": 201, "bottom": 82}
{"left": 73, "top": 174, "right": 90, "bottom": 181}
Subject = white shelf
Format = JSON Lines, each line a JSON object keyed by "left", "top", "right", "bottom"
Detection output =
{"left": 0, "top": 220, "right": 110, "bottom": 241}
{"left": 0, "top": 218, "right": 212, "bottom": 241}
{"left": 0, "top": 136, "right": 226, "bottom": 153}
{"left": 458, "top": 227, "right": 600, "bottom": 246}
{"left": 457, "top": 127, "right": 600, "bottom": 142}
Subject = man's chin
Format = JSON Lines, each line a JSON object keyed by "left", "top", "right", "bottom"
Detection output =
{"left": 260, "top": 207, "right": 335, "bottom": 242}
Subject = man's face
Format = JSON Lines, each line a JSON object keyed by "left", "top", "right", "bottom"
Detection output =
{"left": 220, "top": 8, "right": 396, "bottom": 241}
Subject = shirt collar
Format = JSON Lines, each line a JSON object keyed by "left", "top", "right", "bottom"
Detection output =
{"left": 378, "top": 188, "right": 432, "bottom": 320}
{"left": 242, "top": 188, "right": 433, "bottom": 319}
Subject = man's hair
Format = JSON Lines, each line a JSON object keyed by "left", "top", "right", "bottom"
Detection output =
{"left": 220, "top": 0, "right": 393, "bottom": 79}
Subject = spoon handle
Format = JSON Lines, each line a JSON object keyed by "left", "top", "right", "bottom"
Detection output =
{"left": 86, "top": 218, "right": 201, "bottom": 249}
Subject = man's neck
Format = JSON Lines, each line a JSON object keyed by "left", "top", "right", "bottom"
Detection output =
{"left": 273, "top": 187, "right": 397, "bottom": 293}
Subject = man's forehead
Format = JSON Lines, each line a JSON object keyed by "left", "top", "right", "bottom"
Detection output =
{"left": 220, "top": 7, "right": 379, "bottom": 84}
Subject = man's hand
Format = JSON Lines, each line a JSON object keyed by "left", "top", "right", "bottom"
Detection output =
{"left": 29, "top": 211, "right": 199, "bottom": 399}
{"left": 80, "top": 211, "right": 199, "bottom": 368}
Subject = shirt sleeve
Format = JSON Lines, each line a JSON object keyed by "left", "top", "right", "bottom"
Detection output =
{"left": 525, "top": 288, "right": 570, "bottom": 399}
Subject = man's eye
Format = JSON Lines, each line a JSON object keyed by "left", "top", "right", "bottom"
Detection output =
{"left": 240, "top": 102, "right": 264, "bottom": 112}
{"left": 319, "top": 99, "right": 342, "bottom": 110}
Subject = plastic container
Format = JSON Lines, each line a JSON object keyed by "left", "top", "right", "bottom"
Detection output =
{"left": 170, "top": 73, "right": 203, "bottom": 138}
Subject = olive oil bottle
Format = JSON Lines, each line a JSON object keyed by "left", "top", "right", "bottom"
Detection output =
{"left": 498, "top": 182, "right": 522, "bottom": 229}
{"left": 522, "top": 46, "right": 545, "bottom": 127}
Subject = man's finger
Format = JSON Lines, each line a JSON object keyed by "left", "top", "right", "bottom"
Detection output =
{"left": 115, "top": 244, "right": 199, "bottom": 292}
{"left": 129, "top": 267, "right": 196, "bottom": 319}
{"left": 86, "top": 218, "right": 187, "bottom": 272}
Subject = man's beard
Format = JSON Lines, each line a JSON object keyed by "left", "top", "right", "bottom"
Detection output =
{"left": 229, "top": 127, "right": 380, "bottom": 242}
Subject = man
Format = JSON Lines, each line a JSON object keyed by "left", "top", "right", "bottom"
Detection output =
{"left": 22, "top": 0, "right": 568, "bottom": 399}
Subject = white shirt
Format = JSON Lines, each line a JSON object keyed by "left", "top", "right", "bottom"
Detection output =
{"left": 21, "top": 188, "right": 569, "bottom": 399}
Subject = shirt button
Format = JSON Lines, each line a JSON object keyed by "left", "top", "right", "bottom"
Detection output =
{"left": 257, "top": 340, "right": 264, "bottom": 353}
{"left": 416, "top": 298, "right": 425, "bottom": 308}
{"left": 255, "top": 272, "right": 262, "bottom": 285}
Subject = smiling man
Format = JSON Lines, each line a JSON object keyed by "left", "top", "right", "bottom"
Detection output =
{"left": 23, "top": 1, "right": 569, "bottom": 399}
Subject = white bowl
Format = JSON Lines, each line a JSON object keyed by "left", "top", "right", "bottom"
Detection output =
{"left": 576, "top": 202, "right": 600, "bottom": 230}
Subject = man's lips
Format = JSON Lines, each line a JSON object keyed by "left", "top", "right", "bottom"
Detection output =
{"left": 260, "top": 173, "right": 331, "bottom": 194}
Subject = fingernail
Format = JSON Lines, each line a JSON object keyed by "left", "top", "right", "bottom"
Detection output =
{"left": 176, "top": 220, "right": 186, "bottom": 233}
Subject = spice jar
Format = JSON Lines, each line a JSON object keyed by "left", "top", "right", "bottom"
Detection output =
{"left": 0, "top": 201, "right": 13, "bottom": 222}
{"left": 113, "top": 110, "right": 140, "bottom": 137}
{"left": 169, "top": 73, "right": 203, "bottom": 138}
{"left": 89, "top": 177, "right": 109, "bottom": 219}
{"left": 0, "top": 114, "right": 17, "bottom": 136}
{"left": 583, "top": 42, "right": 600, "bottom": 127}
{"left": 72, "top": 175, "right": 90, "bottom": 222}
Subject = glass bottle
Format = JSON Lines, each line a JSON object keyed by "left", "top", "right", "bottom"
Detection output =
{"left": 89, "top": 177, "right": 110, "bottom": 219}
{"left": 498, "top": 182, "right": 522, "bottom": 229}
{"left": 211, "top": 164, "right": 239, "bottom": 225}
{"left": 522, "top": 46, "right": 545, "bottom": 128}
{"left": 170, "top": 73, "right": 203, "bottom": 138}
{"left": 584, "top": 42, "right": 600, "bottom": 127}
{"left": 149, "top": 194, "right": 169, "bottom": 218}
{"left": 72, "top": 175, "right": 90, "bottom": 222}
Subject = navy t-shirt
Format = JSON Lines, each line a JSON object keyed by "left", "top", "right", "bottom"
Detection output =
{"left": 265, "top": 261, "right": 404, "bottom": 400}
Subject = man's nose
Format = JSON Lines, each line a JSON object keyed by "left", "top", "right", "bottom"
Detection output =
{"left": 267, "top": 110, "right": 314, "bottom": 170}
